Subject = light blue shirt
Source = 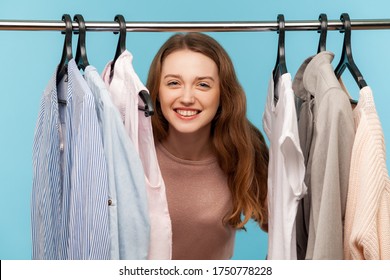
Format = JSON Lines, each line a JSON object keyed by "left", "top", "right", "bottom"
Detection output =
{"left": 84, "top": 65, "right": 150, "bottom": 260}
{"left": 32, "top": 59, "right": 110, "bottom": 259}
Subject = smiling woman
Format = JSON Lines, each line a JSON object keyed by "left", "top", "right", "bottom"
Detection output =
{"left": 3, "top": 0, "right": 389, "bottom": 262}
{"left": 146, "top": 32, "right": 269, "bottom": 260}
{"left": 158, "top": 49, "right": 221, "bottom": 156}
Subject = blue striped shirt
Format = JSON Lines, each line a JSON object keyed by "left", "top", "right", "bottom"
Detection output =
{"left": 84, "top": 65, "right": 150, "bottom": 259}
{"left": 32, "top": 59, "right": 110, "bottom": 259}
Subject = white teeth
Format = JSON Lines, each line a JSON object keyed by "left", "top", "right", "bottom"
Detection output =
{"left": 176, "top": 109, "right": 198, "bottom": 117}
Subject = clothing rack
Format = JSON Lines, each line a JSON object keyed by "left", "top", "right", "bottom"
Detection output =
{"left": 1, "top": 18, "right": 390, "bottom": 32}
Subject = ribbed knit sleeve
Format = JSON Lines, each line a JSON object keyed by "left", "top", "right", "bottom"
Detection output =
{"left": 344, "top": 86, "right": 390, "bottom": 260}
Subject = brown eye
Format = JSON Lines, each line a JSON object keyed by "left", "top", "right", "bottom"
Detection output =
{"left": 167, "top": 80, "right": 180, "bottom": 87}
{"left": 198, "top": 82, "right": 210, "bottom": 88}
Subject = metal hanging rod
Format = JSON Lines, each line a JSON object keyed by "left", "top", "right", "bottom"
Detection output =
{"left": 1, "top": 19, "right": 390, "bottom": 32}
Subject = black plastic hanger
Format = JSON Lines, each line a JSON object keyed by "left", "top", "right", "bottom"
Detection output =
{"left": 272, "top": 14, "right": 287, "bottom": 101}
{"left": 56, "top": 14, "right": 73, "bottom": 87}
{"left": 317, "top": 13, "right": 328, "bottom": 53}
{"left": 112, "top": 14, "right": 126, "bottom": 72}
{"left": 273, "top": 14, "right": 288, "bottom": 83}
{"left": 74, "top": 14, "right": 89, "bottom": 71}
{"left": 109, "top": 15, "right": 154, "bottom": 116}
{"left": 138, "top": 90, "right": 154, "bottom": 117}
{"left": 334, "top": 13, "right": 367, "bottom": 90}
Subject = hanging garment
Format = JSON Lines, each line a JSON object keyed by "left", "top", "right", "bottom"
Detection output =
{"left": 292, "top": 55, "right": 315, "bottom": 260}
{"left": 262, "top": 72, "right": 307, "bottom": 260}
{"left": 102, "top": 50, "right": 172, "bottom": 260}
{"left": 344, "top": 86, "right": 390, "bottom": 260}
{"left": 293, "top": 51, "right": 355, "bottom": 259}
{"left": 31, "top": 59, "right": 110, "bottom": 260}
{"left": 84, "top": 65, "right": 150, "bottom": 260}
{"left": 155, "top": 142, "right": 236, "bottom": 260}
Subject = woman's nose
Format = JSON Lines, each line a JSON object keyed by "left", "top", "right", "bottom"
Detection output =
{"left": 180, "top": 87, "right": 195, "bottom": 104}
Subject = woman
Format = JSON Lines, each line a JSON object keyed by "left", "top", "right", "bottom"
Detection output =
{"left": 146, "top": 32, "right": 269, "bottom": 260}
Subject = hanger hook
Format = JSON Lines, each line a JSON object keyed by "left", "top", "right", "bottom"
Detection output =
{"left": 335, "top": 13, "right": 367, "bottom": 90}
{"left": 74, "top": 14, "right": 86, "bottom": 39}
{"left": 340, "top": 13, "right": 352, "bottom": 68}
{"left": 277, "top": 14, "right": 285, "bottom": 35}
{"left": 114, "top": 14, "right": 126, "bottom": 56}
{"left": 317, "top": 13, "right": 328, "bottom": 53}
{"left": 340, "top": 13, "right": 351, "bottom": 34}
{"left": 62, "top": 14, "right": 73, "bottom": 62}
{"left": 272, "top": 14, "right": 288, "bottom": 91}
{"left": 111, "top": 14, "right": 127, "bottom": 73}
{"left": 275, "top": 14, "right": 287, "bottom": 74}
{"left": 334, "top": 13, "right": 351, "bottom": 77}
{"left": 276, "top": 14, "right": 286, "bottom": 61}
{"left": 73, "top": 14, "right": 89, "bottom": 70}
{"left": 56, "top": 14, "right": 73, "bottom": 86}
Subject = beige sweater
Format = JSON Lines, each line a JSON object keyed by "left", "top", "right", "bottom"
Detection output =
{"left": 344, "top": 86, "right": 390, "bottom": 260}
{"left": 155, "top": 142, "right": 236, "bottom": 260}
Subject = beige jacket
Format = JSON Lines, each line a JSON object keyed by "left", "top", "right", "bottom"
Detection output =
{"left": 292, "top": 52, "right": 355, "bottom": 259}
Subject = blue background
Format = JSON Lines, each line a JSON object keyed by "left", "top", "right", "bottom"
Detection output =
{"left": 1, "top": 0, "right": 389, "bottom": 260}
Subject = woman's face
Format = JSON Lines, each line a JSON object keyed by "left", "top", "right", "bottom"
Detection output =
{"left": 159, "top": 49, "right": 220, "bottom": 137}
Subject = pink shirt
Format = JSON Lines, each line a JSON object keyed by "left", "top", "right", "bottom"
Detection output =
{"left": 102, "top": 50, "right": 172, "bottom": 260}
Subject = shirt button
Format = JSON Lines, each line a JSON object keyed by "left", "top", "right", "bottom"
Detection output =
{"left": 108, "top": 199, "right": 112, "bottom": 206}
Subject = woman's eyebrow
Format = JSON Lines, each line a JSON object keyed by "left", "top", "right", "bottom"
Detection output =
{"left": 162, "top": 74, "right": 215, "bottom": 81}
{"left": 163, "top": 74, "right": 182, "bottom": 79}
{"left": 195, "top": 76, "right": 215, "bottom": 81}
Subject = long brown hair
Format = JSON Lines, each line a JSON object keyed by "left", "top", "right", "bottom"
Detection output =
{"left": 146, "top": 32, "right": 268, "bottom": 230}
